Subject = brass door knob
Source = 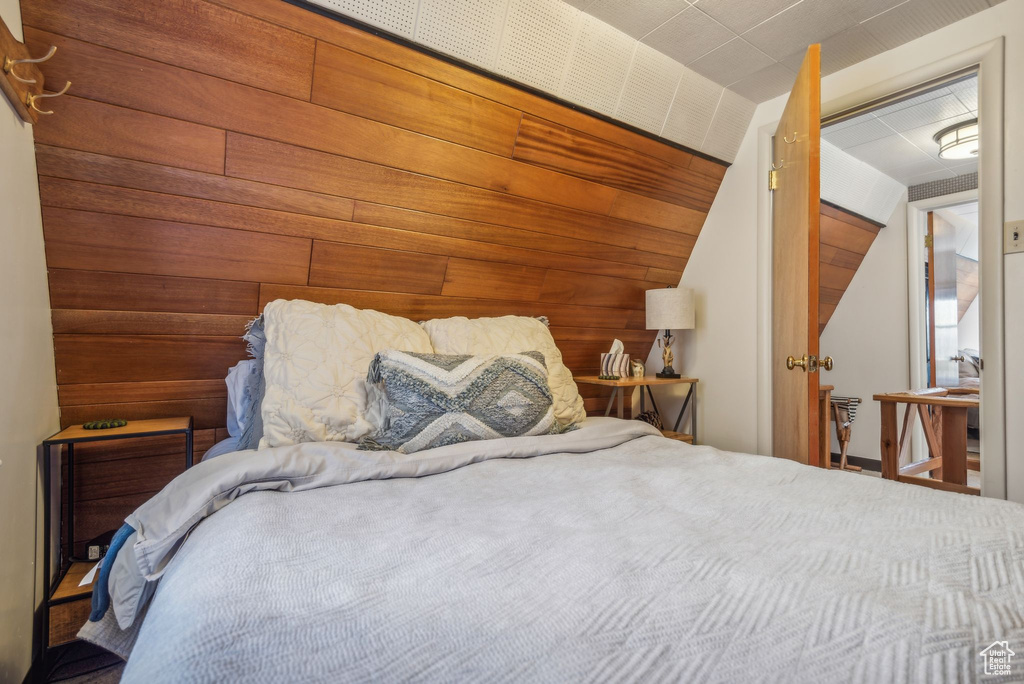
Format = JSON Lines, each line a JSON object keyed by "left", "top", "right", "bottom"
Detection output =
{"left": 821, "top": 356, "right": 833, "bottom": 371}
{"left": 951, "top": 355, "right": 966, "bottom": 362}
{"left": 786, "top": 355, "right": 808, "bottom": 371}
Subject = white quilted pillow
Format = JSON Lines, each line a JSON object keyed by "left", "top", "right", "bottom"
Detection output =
{"left": 260, "top": 300, "right": 433, "bottom": 447}
{"left": 420, "top": 316, "right": 585, "bottom": 427}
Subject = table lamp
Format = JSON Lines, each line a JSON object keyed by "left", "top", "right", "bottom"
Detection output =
{"left": 646, "top": 286, "right": 695, "bottom": 378}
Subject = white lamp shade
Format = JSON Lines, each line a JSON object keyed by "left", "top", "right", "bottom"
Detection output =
{"left": 646, "top": 287, "right": 695, "bottom": 330}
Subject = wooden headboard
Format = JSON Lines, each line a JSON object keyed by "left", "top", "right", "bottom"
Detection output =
{"left": 25, "top": 0, "right": 727, "bottom": 550}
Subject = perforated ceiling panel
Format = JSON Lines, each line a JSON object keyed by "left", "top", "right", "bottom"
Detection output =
{"left": 313, "top": 0, "right": 419, "bottom": 38}
{"left": 615, "top": 42, "right": 682, "bottom": 134}
{"left": 661, "top": 69, "right": 723, "bottom": 151}
{"left": 416, "top": 0, "right": 509, "bottom": 68}
{"left": 497, "top": 0, "right": 581, "bottom": 94}
{"left": 700, "top": 89, "right": 755, "bottom": 162}
{"left": 821, "top": 141, "right": 905, "bottom": 225}
{"left": 559, "top": 13, "right": 635, "bottom": 116}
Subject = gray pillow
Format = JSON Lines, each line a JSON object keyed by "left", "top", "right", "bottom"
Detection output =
{"left": 360, "top": 350, "right": 567, "bottom": 453}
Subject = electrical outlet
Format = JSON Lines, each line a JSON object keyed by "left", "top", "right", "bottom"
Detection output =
{"left": 1007, "top": 220, "right": 1024, "bottom": 254}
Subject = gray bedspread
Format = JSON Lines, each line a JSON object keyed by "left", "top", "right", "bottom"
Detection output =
{"left": 82, "top": 419, "right": 1024, "bottom": 682}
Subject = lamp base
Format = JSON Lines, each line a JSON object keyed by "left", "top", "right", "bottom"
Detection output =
{"left": 656, "top": 371, "right": 681, "bottom": 379}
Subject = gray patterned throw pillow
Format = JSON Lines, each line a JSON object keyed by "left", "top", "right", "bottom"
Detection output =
{"left": 360, "top": 350, "right": 566, "bottom": 453}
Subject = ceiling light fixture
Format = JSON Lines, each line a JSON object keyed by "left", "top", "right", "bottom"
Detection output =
{"left": 933, "top": 118, "right": 979, "bottom": 160}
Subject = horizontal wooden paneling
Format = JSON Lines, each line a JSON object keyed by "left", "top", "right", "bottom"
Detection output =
{"left": 35, "top": 96, "right": 226, "bottom": 174}
{"left": 22, "top": 0, "right": 315, "bottom": 99}
{"left": 43, "top": 207, "right": 312, "bottom": 285}
{"left": 27, "top": 0, "right": 727, "bottom": 548}
{"left": 309, "top": 242, "right": 448, "bottom": 295}
{"left": 818, "top": 203, "right": 884, "bottom": 334}
{"left": 513, "top": 115, "right": 718, "bottom": 213}
{"left": 312, "top": 41, "right": 521, "bottom": 157}
{"left": 48, "top": 270, "right": 259, "bottom": 315}
{"left": 53, "top": 335, "right": 246, "bottom": 384}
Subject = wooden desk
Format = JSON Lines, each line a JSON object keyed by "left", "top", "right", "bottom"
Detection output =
{"left": 874, "top": 389, "right": 979, "bottom": 495}
{"left": 574, "top": 375, "right": 698, "bottom": 444}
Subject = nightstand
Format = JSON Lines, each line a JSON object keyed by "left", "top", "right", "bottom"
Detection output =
{"left": 39, "top": 417, "right": 193, "bottom": 653}
{"left": 573, "top": 376, "right": 698, "bottom": 444}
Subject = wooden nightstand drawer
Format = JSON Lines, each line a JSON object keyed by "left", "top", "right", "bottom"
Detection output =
{"left": 49, "top": 598, "right": 91, "bottom": 647}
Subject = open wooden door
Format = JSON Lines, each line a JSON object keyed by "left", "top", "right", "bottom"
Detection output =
{"left": 771, "top": 45, "right": 821, "bottom": 465}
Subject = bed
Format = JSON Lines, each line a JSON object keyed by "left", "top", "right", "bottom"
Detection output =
{"left": 79, "top": 303, "right": 1024, "bottom": 682}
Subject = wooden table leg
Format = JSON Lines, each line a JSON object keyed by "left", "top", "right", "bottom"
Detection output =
{"left": 820, "top": 389, "right": 832, "bottom": 469}
{"left": 941, "top": 407, "right": 968, "bottom": 486}
{"left": 617, "top": 387, "right": 624, "bottom": 419}
{"left": 880, "top": 401, "right": 898, "bottom": 480}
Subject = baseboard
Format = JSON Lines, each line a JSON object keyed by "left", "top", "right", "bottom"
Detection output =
{"left": 830, "top": 453, "right": 881, "bottom": 472}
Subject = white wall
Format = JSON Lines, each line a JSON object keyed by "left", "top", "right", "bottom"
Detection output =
{"left": 649, "top": 0, "right": 1024, "bottom": 487}
{"left": 819, "top": 197, "right": 910, "bottom": 461}
{"left": 0, "top": 1, "right": 60, "bottom": 679}
{"left": 959, "top": 296, "right": 981, "bottom": 351}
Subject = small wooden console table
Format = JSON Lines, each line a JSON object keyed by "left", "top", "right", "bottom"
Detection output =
{"left": 874, "top": 389, "right": 979, "bottom": 495}
{"left": 574, "top": 375, "right": 697, "bottom": 444}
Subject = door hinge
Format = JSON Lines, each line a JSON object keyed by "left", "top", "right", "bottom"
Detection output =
{"left": 769, "top": 169, "right": 779, "bottom": 191}
{"left": 924, "top": 234, "right": 933, "bottom": 248}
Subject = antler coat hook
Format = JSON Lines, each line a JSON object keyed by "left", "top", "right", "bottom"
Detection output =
{"left": 3, "top": 44, "right": 56, "bottom": 85}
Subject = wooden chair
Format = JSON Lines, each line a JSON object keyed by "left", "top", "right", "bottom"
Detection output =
{"left": 874, "top": 388, "right": 979, "bottom": 495}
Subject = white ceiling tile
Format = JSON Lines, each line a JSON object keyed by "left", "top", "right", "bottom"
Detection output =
{"left": 562, "top": 0, "right": 595, "bottom": 7}
{"left": 560, "top": 13, "right": 636, "bottom": 116}
{"left": 692, "top": 0, "right": 799, "bottom": 34}
{"left": 585, "top": 0, "right": 690, "bottom": 39}
{"left": 700, "top": 88, "right": 755, "bottom": 162}
{"left": 687, "top": 37, "right": 773, "bottom": 86}
{"left": 944, "top": 159, "right": 979, "bottom": 175}
{"left": 948, "top": 77, "right": 979, "bottom": 111}
{"left": 742, "top": 0, "right": 858, "bottom": 62}
{"left": 845, "top": 0, "right": 909, "bottom": 23}
{"left": 641, "top": 7, "right": 736, "bottom": 65}
{"left": 820, "top": 141, "right": 905, "bottom": 225}
{"left": 615, "top": 42, "right": 684, "bottom": 134}
{"left": 661, "top": 68, "right": 723, "bottom": 149}
{"left": 822, "top": 117, "right": 895, "bottom": 149}
{"left": 876, "top": 94, "right": 970, "bottom": 132}
{"left": 415, "top": 0, "right": 509, "bottom": 67}
{"left": 496, "top": 0, "right": 580, "bottom": 93}
{"left": 310, "top": 0, "right": 419, "bottom": 38}
{"left": 726, "top": 62, "right": 796, "bottom": 102}
{"left": 861, "top": 0, "right": 991, "bottom": 50}
{"left": 815, "top": 25, "right": 888, "bottom": 76}
{"left": 844, "top": 134, "right": 937, "bottom": 175}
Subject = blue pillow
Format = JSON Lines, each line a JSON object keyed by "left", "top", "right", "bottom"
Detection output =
{"left": 236, "top": 315, "right": 266, "bottom": 451}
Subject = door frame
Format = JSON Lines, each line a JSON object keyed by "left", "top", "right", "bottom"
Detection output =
{"left": 754, "top": 38, "right": 1005, "bottom": 501}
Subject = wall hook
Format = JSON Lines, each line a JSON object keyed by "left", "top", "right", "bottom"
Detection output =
{"left": 3, "top": 45, "right": 57, "bottom": 85}
{"left": 783, "top": 132, "right": 798, "bottom": 144}
{"left": 26, "top": 79, "right": 71, "bottom": 115}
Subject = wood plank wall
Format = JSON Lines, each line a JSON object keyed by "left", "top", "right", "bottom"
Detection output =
{"left": 818, "top": 202, "right": 884, "bottom": 334}
{"left": 22, "top": 0, "right": 728, "bottom": 552}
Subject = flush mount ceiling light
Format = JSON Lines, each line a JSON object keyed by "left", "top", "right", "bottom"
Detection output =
{"left": 933, "top": 118, "right": 979, "bottom": 160}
